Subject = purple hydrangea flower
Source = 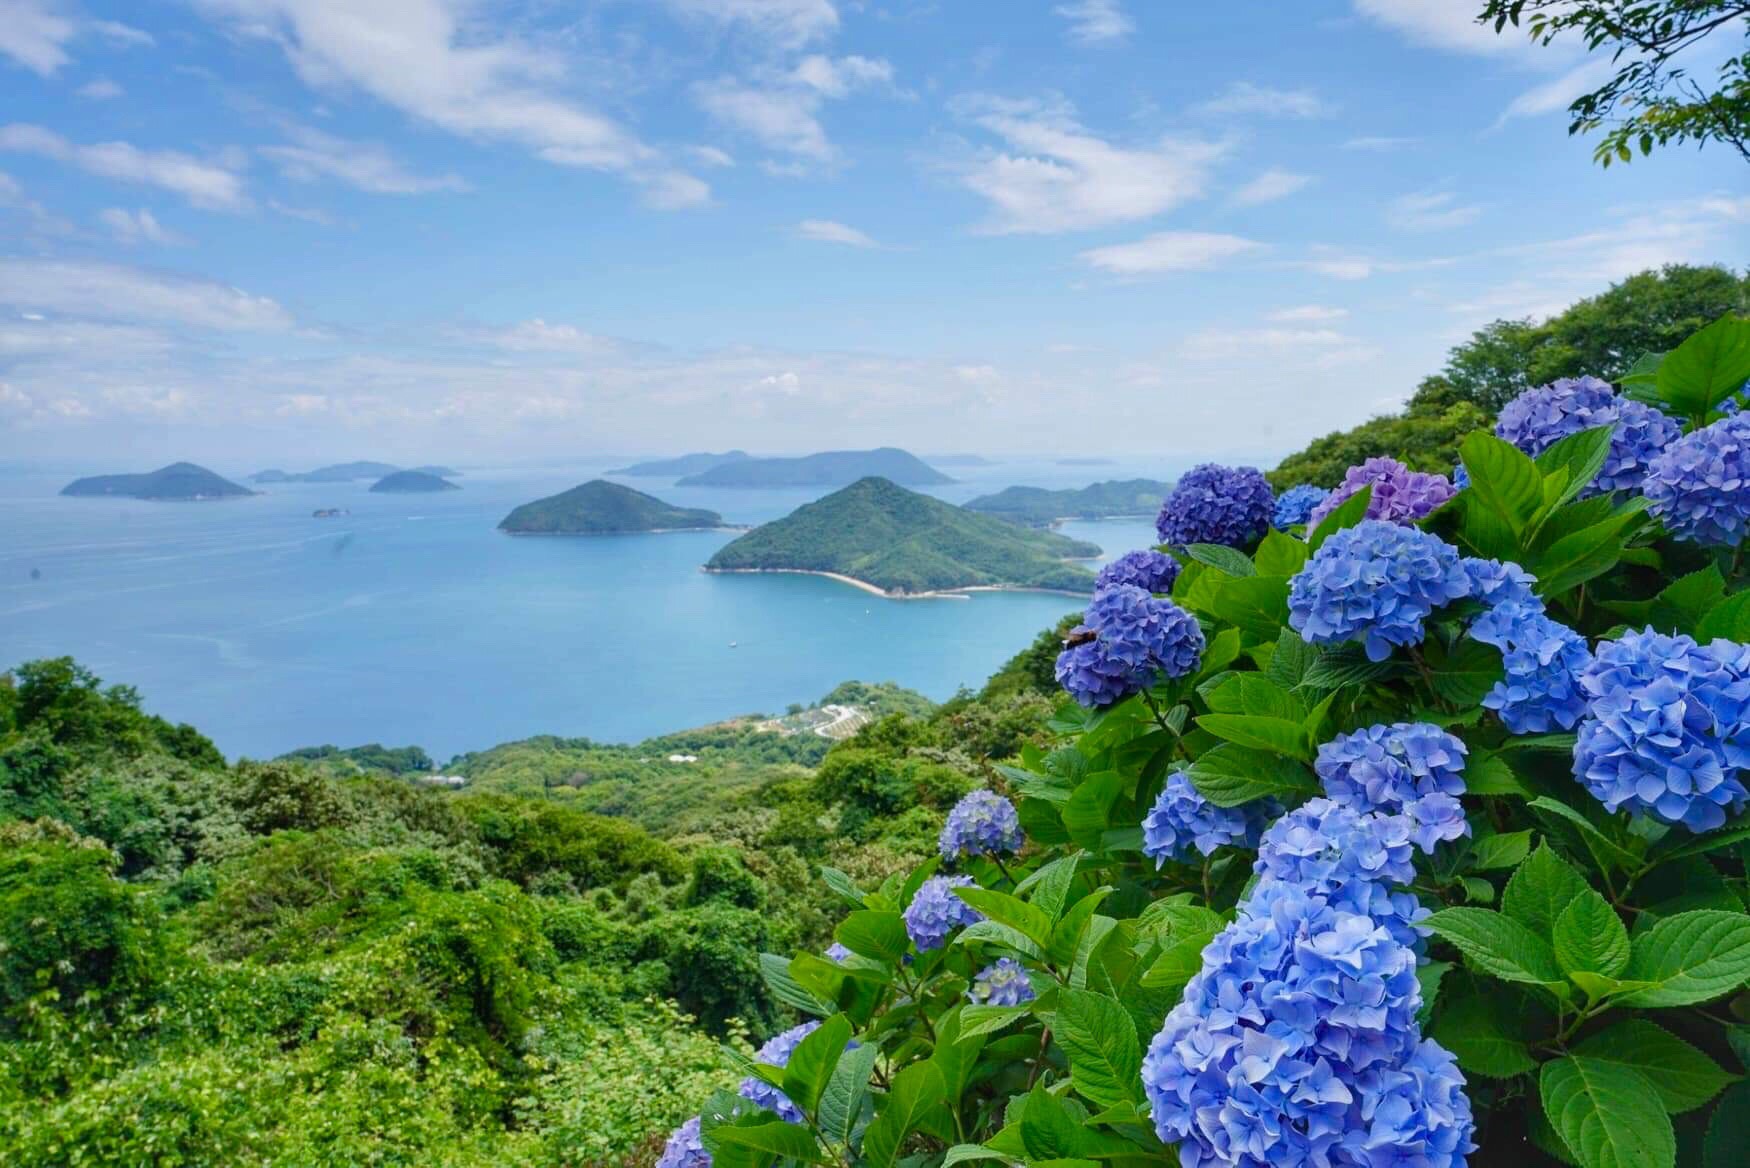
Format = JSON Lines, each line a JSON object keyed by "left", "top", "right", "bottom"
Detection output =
{"left": 1305, "top": 457, "right": 1457, "bottom": 529}
{"left": 1495, "top": 375, "right": 1680, "bottom": 495}
{"left": 1644, "top": 412, "right": 1750, "bottom": 546}
{"left": 1573, "top": 628, "right": 1750, "bottom": 831}
{"left": 1096, "top": 548, "right": 1182, "bottom": 593}
{"left": 656, "top": 1116, "right": 711, "bottom": 1168}
{"left": 737, "top": 1021, "right": 820, "bottom": 1122}
{"left": 968, "top": 957, "right": 1036, "bottom": 1007}
{"left": 1055, "top": 585, "right": 1206, "bottom": 708}
{"left": 1316, "top": 723, "right": 1470, "bottom": 853}
{"left": 939, "top": 789, "right": 1025, "bottom": 861}
{"left": 1142, "top": 771, "right": 1277, "bottom": 864}
{"left": 825, "top": 942, "right": 852, "bottom": 963}
{"left": 1288, "top": 521, "right": 1472, "bottom": 662}
{"left": 1156, "top": 464, "right": 1275, "bottom": 548}
{"left": 1273, "top": 483, "right": 1331, "bottom": 529}
{"left": 903, "top": 875, "right": 984, "bottom": 951}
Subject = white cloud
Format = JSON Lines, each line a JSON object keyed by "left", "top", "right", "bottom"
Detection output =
{"left": 1055, "top": 1, "right": 1133, "bottom": 46}
{"left": 0, "top": 0, "right": 74, "bottom": 75}
{"left": 1079, "top": 231, "right": 1263, "bottom": 275}
{"left": 0, "top": 258, "right": 294, "bottom": 331}
{"left": 99, "top": 207, "right": 185, "bottom": 245}
{"left": 953, "top": 96, "right": 1225, "bottom": 234}
{"left": 1233, "top": 168, "right": 1311, "bottom": 206}
{"left": 659, "top": 0, "right": 839, "bottom": 51}
{"left": 1342, "top": 135, "right": 1419, "bottom": 151}
{"left": 1387, "top": 190, "right": 1483, "bottom": 231}
{"left": 261, "top": 125, "right": 467, "bottom": 194}
{"left": 0, "top": 124, "right": 249, "bottom": 210}
{"left": 796, "top": 218, "right": 877, "bottom": 247}
{"left": 1197, "top": 81, "right": 1332, "bottom": 119}
{"left": 1498, "top": 58, "right": 1615, "bottom": 123}
{"left": 194, "top": 0, "right": 704, "bottom": 208}
{"left": 1269, "top": 304, "right": 1349, "bottom": 322}
{"left": 77, "top": 77, "right": 122, "bottom": 99}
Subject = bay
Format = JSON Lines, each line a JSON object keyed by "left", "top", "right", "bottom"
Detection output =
{"left": 0, "top": 458, "right": 1172, "bottom": 760}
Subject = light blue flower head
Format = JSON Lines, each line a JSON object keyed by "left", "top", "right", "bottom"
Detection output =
{"left": 1495, "top": 375, "right": 1679, "bottom": 495}
{"left": 1316, "top": 723, "right": 1470, "bottom": 853}
{"left": 1156, "top": 464, "right": 1274, "bottom": 547}
{"left": 1288, "top": 520, "right": 1471, "bottom": 661}
{"left": 939, "top": 789, "right": 1024, "bottom": 861}
{"left": 968, "top": 957, "right": 1036, "bottom": 1007}
{"left": 1142, "top": 771, "right": 1277, "bottom": 864}
{"left": 903, "top": 874, "right": 984, "bottom": 951}
{"left": 1573, "top": 627, "right": 1750, "bottom": 832}
{"left": 1644, "top": 412, "right": 1750, "bottom": 546}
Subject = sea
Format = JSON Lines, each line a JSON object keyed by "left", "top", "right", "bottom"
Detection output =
{"left": 0, "top": 457, "right": 1180, "bottom": 761}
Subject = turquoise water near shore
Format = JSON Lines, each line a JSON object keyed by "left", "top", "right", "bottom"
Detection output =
{"left": 0, "top": 459, "right": 1171, "bottom": 759}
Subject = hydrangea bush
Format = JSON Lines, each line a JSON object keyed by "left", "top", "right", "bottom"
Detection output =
{"left": 663, "top": 313, "right": 1750, "bottom": 1168}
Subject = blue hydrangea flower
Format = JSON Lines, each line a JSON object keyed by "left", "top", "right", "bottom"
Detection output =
{"left": 738, "top": 1021, "right": 820, "bottom": 1122}
{"left": 1096, "top": 548, "right": 1182, "bottom": 593}
{"left": 939, "top": 789, "right": 1025, "bottom": 861}
{"left": 1573, "top": 628, "right": 1750, "bottom": 831}
{"left": 1288, "top": 521, "right": 1471, "bottom": 662}
{"left": 656, "top": 1116, "right": 711, "bottom": 1168}
{"left": 1644, "top": 413, "right": 1750, "bottom": 546}
{"left": 1055, "top": 585, "right": 1206, "bottom": 708}
{"left": 1496, "top": 375, "right": 1679, "bottom": 495}
{"left": 1316, "top": 723, "right": 1470, "bottom": 853}
{"left": 968, "top": 957, "right": 1036, "bottom": 1006}
{"left": 903, "top": 874, "right": 984, "bottom": 951}
{"left": 1142, "top": 877, "right": 1472, "bottom": 1167}
{"left": 1305, "top": 457, "right": 1457, "bottom": 530}
{"left": 1142, "top": 771, "right": 1277, "bottom": 864}
{"left": 825, "top": 942, "right": 852, "bottom": 963}
{"left": 1156, "top": 464, "right": 1274, "bottom": 548}
{"left": 1273, "top": 483, "right": 1330, "bottom": 529}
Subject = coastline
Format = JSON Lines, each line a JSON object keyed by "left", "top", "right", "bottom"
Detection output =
{"left": 701, "top": 566, "right": 1089, "bottom": 601}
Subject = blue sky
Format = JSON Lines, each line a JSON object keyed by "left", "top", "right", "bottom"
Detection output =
{"left": 0, "top": 0, "right": 1745, "bottom": 467}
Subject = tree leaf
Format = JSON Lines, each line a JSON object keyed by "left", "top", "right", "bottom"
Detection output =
{"left": 1182, "top": 742, "right": 1317, "bottom": 807}
{"left": 1425, "top": 907, "right": 1565, "bottom": 988}
{"left": 1617, "top": 910, "right": 1750, "bottom": 1008}
{"left": 1541, "top": 1055, "right": 1675, "bottom": 1168}
{"left": 1553, "top": 888, "right": 1630, "bottom": 978}
{"left": 1573, "top": 1020, "right": 1733, "bottom": 1115}
{"left": 1054, "top": 988, "right": 1143, "bottom": 1112}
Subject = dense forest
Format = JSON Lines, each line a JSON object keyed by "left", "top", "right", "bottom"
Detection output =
{"left": 0, "top": 646, "right": 1069, "bottom": 1166}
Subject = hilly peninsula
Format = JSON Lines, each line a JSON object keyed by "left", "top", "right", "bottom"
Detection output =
{"left": 370, "top": 470, "right": 460, "bottom": 493}
{"left": 964, "top": 478, "right": 1172, "bottom": 528}
{"left": 677, "top": 447, "right": 952, "bottom": 488}
{"left": 60, "top": 462, "right": 255, "bottom": 501}
{"left": 499, "top": 480, "right": 725, "bottom": 534}
{"left": 705, "top": 476, "right": 1097, "bottom": 595}
{"left": 610, "top": 450, "right": 750, "bottom": 477}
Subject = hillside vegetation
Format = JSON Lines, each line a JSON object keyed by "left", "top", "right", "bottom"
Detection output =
{"left": 706, "top": 477, "right": 1099, "bottom": 594}
{"left": 499, "top": 480, "right": 725, "bottom": 534}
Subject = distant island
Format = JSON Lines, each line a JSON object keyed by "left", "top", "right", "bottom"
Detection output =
{"left": 60, "top": 462, "right": 255, "bottom": 502}
{"left": 370, "top": 470, "right": 460, "bottom": 493}
{"left": 609, "top": 450, "right": 751, "bottom": 477}
{"left": 498, "top": 480, "right": 726, "bottom": 534}
{"left": 678, "top": 447, "right": 953, "bottom": 488}
{"left": 964, "top": 478, "right": 1173, "bottom": 528}
{"left": 705, "top": 476, "right": 1096, "bottom": 596}
{"left": 253, "top": 462, "right": 459, "bottom": 483}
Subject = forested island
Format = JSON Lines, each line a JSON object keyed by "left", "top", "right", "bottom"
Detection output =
{"left": 254, "top": 462, "right": 460, "bottom": 483}
{"left": 676, "top": 447, "right": 952, "bottom": 488}
{"left": 609, "top": 450, "right": 750, "bottom": 477}
{"left": 369, "top": 470, "right": 460, "bottom": 493}
{"left": 59, "top": 462, "right": 255, "bottom": 501}
{"left": 704, "top": 476, "right": 1097, "bottom": 595}
{"left": 964, "top": 477, "right": 1173, "bottom": 527}
{"left": 498, "top": 480, "right": 726, "bottom": 534}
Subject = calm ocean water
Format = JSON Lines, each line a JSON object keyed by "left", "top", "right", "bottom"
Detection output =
{"left": 0, "top": 458, "right": 1175, "bottom": 760}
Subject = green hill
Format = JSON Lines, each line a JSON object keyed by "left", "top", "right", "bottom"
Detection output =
{"left": 677, "top": 447, "right": 952, "bottom": 488}
{"left": 498, "top": 480, "right": 725, "bottom": 534}
{"left": 705, "top": 476, "right": 1097, "bottom": 594}
{"left": 369, "top": 470, "right": 460, "bottom": 493}
{"left": 60, "top": 462, "right": 255, "bottom": 501}
{"left": 610, "top": 450, "right": 751, "bottom": 476}
{"left": 964, "top": 478, "right": 1172, "bottom": 527}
